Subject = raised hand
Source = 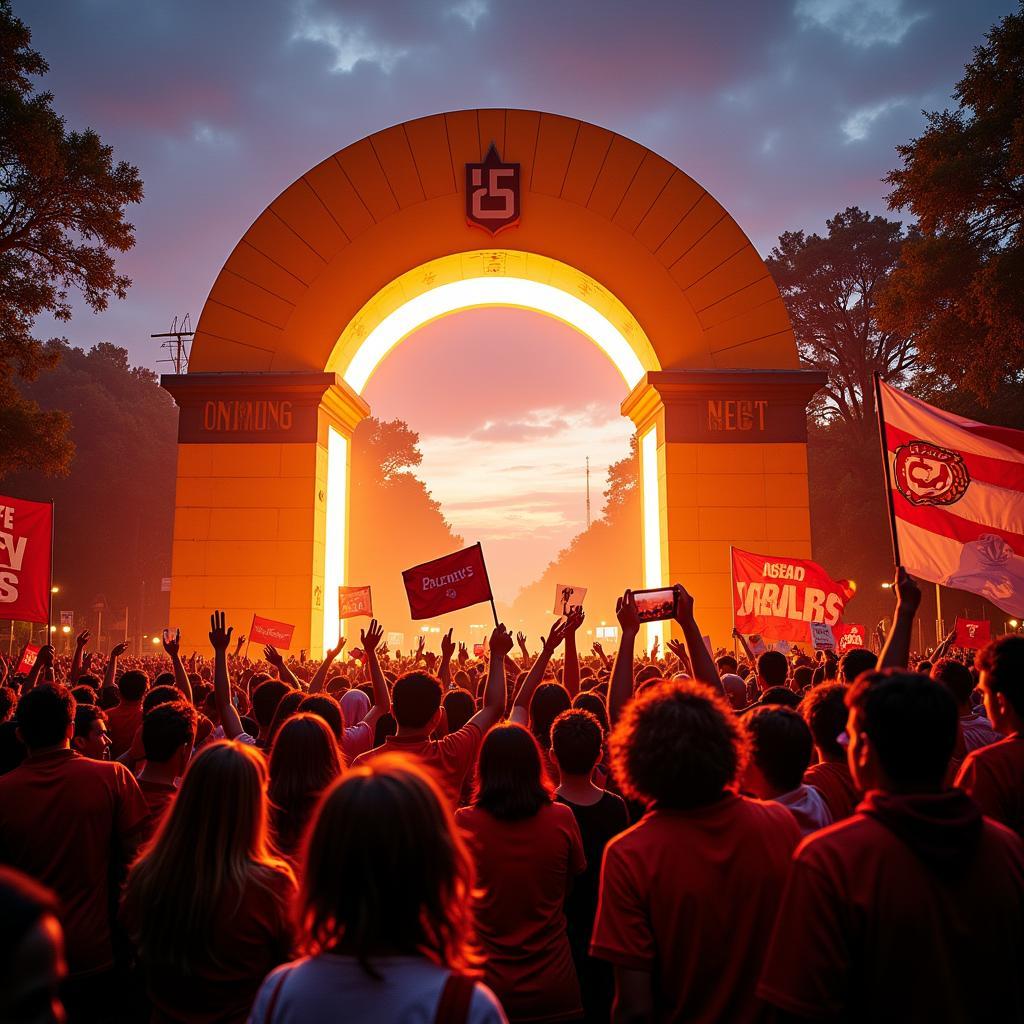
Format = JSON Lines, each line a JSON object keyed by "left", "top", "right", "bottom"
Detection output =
{"left": 75, "top": 629, "right": 91, "bottom": 649}
{"left": 110, "top": 641, "right": 129, "bottom": 659}
{"left": 567, "top": 605, "right": 585, "bottom": 632}
{"left": 209, "top": 611, "right": 233, "bottom": 652}
{"left": 234, "top": 634, "right": 246, "bottom": 656}
{"left": 616, "top": 590, "right": 641, "bottom": 636}
{"left": 424, "top": 651, "right": 438, "bottom": 671}
{"left": 489, "top": 624, "right": 515, "bottom": 659}
{"left": 673, "top": 584, "right": 695, "bottom": 626}
{"left": 592, "top": 641, "right": 604, "bottom": 658}
{"left": 731, "top": 626, "right": 742, "bottom": 639}
{"left": 162, "top": 628, "right": 181, "bottom": 658}
{"left": 82, "top": 652, "right": 94, "bottom": 673}
{"left": 651, "top": 635, "right": 660, "bottom": 660}
{"left": 263, "top": 644, "right": 284, "bottom": 667}
{"left": 441, "top": 627, "right": 455, "bottom": 661}
{"left": 457, "top": 641, "right": 469, "bottom": 664}
{"left": 328, "top": 636, "right": 347, "bottom": 660}
{"left": 416, "top": 635, "right": 426, "bottom": 657}
{"left": 542, "top": 617, "right": 569, "bottom": 655}
{"left": 893, "top": 566, "right": 922, "bottom": 615}
{"left": 361, "top": 618, "right": 384, "bottom": 653}
{"left": 38, "top": 644, "right": 54, "bottom": 666}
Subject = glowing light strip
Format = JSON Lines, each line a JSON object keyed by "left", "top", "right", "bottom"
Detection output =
{"left": 342, "top": 277, "right": 646, "bottom": 395}
{"left": 640, "top": 427, "right": 665, "bottom": 654}
{"left": 323, "top": 426, "right": 347, "bottom": 651}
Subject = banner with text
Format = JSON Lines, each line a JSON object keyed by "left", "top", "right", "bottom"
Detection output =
{"left": 16, "top": 643, "right": 40, "bottom": 675}
{"left": 403, "top": 543, "right": 493, "bottom": 620}
{"left": 835, "top": 623, "right": 867, "bottom": 652}
{"left": 732, "top": 547, "right": 855, "bottom": 643}
{"left": 249, "top": 615, "right": 296, "bottom": 650}
{"left": 954, "top": 617, "right": 991, "bottom": 650}
{"left": 0, "top": 495, "right": 52, "bottom": 625}
{"left": 339, "top": 585, "right": 373, "bottom": 619}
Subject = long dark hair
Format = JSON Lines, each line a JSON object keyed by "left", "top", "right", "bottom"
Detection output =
{"left": 298, "top": 753, "right": 478, "bottom": 975}
{"left": 474, "top": 723, "right": 552, "bottom": 821}
{"left": 268, "top": 714, "right": 343, "bottom": 856}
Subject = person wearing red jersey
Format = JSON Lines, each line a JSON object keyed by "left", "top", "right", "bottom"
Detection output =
{"left": 759, "top": 663, "right": 1024, "bottom": 1020}
{"left": 591, "top": 587, "right": 800, "bottom": 1024}
{"left": 352, "top": 623, "right": 511, "bottom": 804}
{"left": 0, "top": 683, "right": 149, "bottom": 1021}
{"left": 800, "top": 684, "right": 859, "bottom": 821}
{"left": 955, "top": 635, "right": 1024, "bottom": 837}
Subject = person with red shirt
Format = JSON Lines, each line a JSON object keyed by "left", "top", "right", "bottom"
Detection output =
{"left": 759, "top": 667, "right": 1024, "bottom": 1020}
{"left": 352, "top": 623, "right": 512, "bottom": 804}
{"left": 800, "top": 684, "right": 859, "bottom": 821}
{"left": 121, "top": 740, "right": 296, "bottom": 1024}
{"left": 71, "top": 703, "right": 112, "bottom": 761}
{"left": 955, "top": 635, "right": 1024, "bottom": 837}
{"left": 136, "top": 700, "right": 197, "bottom": 841}
{"left": 457, "top": 723, "right": 586, "bottom": 1022}
{"left": 590, "top": 674, "right": 800, "bottom": 1022}
{"left": 0, "top": 683, "right": 149, "bottom": 1021}
{"left": 105, "top": 663, "right": 148, "bottom": 758}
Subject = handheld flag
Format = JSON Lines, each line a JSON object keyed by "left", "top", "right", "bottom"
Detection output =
{"left": 339, "top": 586, "right": 373, "bottom": 619}
{"left": 953, "top": 617, "right": 991, "bottom": 650}
{"left": 249, "top": 615, "right": 296, "bottom": 649}
{"left": 877, "top": 379, "right": 1024, "bottom": 617}
{"left": 403, "top": 543, "right": 494, "bottom": 621}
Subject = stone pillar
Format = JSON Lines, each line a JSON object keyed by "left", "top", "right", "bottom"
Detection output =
{"left": 161, "top": 373, "right": 369, "bottom": 658}
{"left": 622, "top": 369, "right": 826, "bottom": 648}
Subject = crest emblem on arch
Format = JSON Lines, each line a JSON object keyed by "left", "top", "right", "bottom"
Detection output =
{"left": 466, "top": 143, "right": 520, "bottom": 236}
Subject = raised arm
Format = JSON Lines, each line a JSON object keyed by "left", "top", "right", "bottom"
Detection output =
{"left": 878, "top": 567, "right": 921, "bottom": 670}
{"left": 510, "top": 618, "right": 568, "bottom": 726}
{"left": 308, "top": 637, "right": 346, "bottom": 694}
{"left": 931, "top": 627, "right": 957, "bottom": 663}
{"left": 23, "top": 643, "right": 53, "bottom": 693}
{"left": 360, "top": 619, "right": 392, "bottom": 729}
{"left": 70, "top": 629, "right": 90, "bottom": 684}
{"left": 161, "top": 628, "right": 192, "bottom": 704}
{"left": 439, "top": 627, "right": 455, "bottom": 688}
{"left": 674, "top": 584, "right": 722, "bottom": 693}
{"left": 469, "top": 624, "right": 514, "bottom": 732}
{"left": 104, "top": 641, "right": 128, "bottom": 691}
{"left": 609, "top": 591, "right": 640, "bottom": 726}
{"left": 591, "top": 640, "right": 610, "bottom": 672}
{"left": 666, "top": 638, "right": 692, "bottom": 677}
{"left": 563, "top": 606, "right": 584, "bottom": 698}
{"left": 732, "top": 626, "right": 756, "bottom": 665}
{"left": 210, "top": 611, "right": 244, "bottom": 739}
{"left": 263, "top": 645, "right": 302, "bottom": 689}
{"left": 516, "top": 631, "right": 531, "bottom": 670}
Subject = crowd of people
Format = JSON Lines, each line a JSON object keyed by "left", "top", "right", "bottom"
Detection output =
{"left": 0, "top": 571, "right": 1022, "bottom": 1024}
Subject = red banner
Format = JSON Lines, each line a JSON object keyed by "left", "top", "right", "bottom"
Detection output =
{"left": 249, "top": 615, "right": 295, "bottom": 649}
{"left": 0, "top": 496, "right": 53, "bottom": 625}
{"left": 339, "top": 585, "right": 373, "bottom": 619}
{"left": 16, "top": 643, "right": 40, "bottom": 675}
{"left": 954, "top": 617, "right": 991, "bottom": 650}
{"left": 835, "top": 623, "right": 867, "bottom": 652}
{"left": 403, "top": 543, "right": 493, "bottom": 621}
{"left": 732, "top": 547, "right": 855, "bottom": 643}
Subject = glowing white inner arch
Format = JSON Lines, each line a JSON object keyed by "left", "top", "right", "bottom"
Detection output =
{"left": 342, "top": 277, "right": 647, "bottom": 395}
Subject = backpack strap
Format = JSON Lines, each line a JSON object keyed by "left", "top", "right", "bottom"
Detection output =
{"left": 433, "top": 972, "right": 476, "bottom": 1024}
{"left": 262, "top": 968, "right": 289, "bottom": 1024}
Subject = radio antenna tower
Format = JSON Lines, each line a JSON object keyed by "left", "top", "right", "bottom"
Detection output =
{"left": 152, "top": 314, "right": 194, "bottom": 374}
{"left": 586, "top": 456, "right": 591, "bottom": 530}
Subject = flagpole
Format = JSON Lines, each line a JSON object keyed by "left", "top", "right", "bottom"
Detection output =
{"left": 872, "top": 373, "right": 902, "bottom": 566}
{"left": 47, "top": 500, "right": 55, "bottom": 654}
{"left": 729, "top": 544, "right": 737, "bottom": 660}
{"left": 476, "top": 542, "right": 500, "bottom": 628}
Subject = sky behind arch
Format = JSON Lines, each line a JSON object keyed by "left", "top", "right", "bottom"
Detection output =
{"left": 16, "top": 0, "right": 1015, "bottom": 596}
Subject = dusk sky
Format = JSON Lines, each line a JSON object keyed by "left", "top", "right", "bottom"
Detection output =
{"left": 21, "top": 0, "right": 1013, "bottom": 598}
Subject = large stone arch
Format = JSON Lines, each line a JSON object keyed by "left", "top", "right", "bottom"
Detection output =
{"left": 164, "top": 109, "right": 823, "bottom": 655}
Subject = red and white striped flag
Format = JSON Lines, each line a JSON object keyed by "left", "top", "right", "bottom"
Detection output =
{"left": 878, "top": 379, "right": 1024, "bottom": 617}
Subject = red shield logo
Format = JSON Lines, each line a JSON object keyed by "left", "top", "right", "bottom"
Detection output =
{"left": 893, "top": 441, "right": 970, "bottom": 506}
{"left": 466, "top": 143, "right": 520, "bottom": 236}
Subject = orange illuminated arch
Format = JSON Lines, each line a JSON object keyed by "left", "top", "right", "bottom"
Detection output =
{"left": 170, "top": 110, "right": 813, "bottom": 657}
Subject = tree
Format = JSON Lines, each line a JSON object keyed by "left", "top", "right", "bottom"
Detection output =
{"left": 879, "top": 3, "right": 1024, "bottom": 400}
{"left": 0, "top": 1, "right": 143, "bottom": 478}
{"left": 348, "top": 417, "right": 464, "bottom": 634}
{"left": 4, "top": 342, "right": 178, "bottom": 635}
{"left": 765, "top": 207, "right": 916, "bottom": 441}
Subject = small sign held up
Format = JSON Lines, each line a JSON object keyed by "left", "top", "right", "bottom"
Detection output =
{"left": 810, "top": 621, "right": 836, "bottom": 651}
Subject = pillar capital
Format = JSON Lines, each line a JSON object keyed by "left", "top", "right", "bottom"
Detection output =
{"left": 161, "top": 371, "right": 370, "bottom": 445}
{"left": 621, "top": 368, "right": 827, "bottom": 442}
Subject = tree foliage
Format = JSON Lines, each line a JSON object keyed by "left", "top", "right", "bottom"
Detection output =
{"left": 879, "top": 3, "right": 1024, "bottom": 399}
{"left": 766, "top": 207, "right": 916, "bottom": 440}
{"left": 0, "top": 0, "right": 143, "bottom": 478}
{"left": 3, "top": 342, "right": 178, "bottom": 626}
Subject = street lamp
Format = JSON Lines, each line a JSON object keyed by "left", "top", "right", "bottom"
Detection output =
{"left": 150, "top": 636, "right": 161, "bottom": 646}
{"left": 881, "top": 582, "right": 893, "bottom": 590}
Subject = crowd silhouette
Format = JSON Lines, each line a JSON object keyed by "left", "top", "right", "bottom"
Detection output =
{"left": 0, "top": 572, "right": 1022, "bottom": 1023}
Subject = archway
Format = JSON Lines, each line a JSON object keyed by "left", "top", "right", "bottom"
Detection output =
{"left": 163, "top": 109, "right": 824, "bottom": 656}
